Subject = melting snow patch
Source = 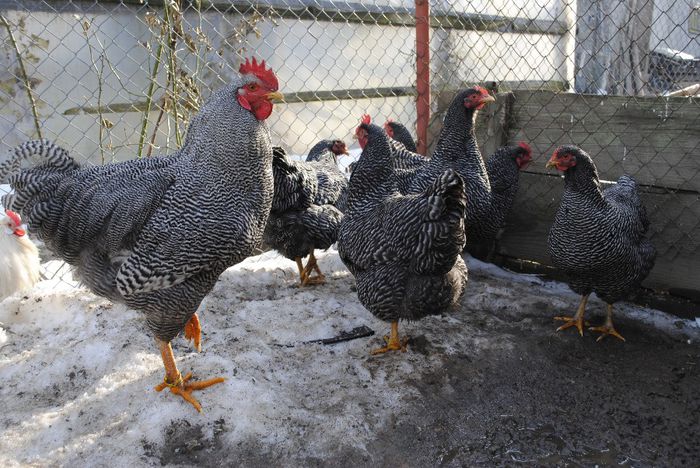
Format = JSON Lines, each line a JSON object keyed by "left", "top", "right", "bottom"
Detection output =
{"left": 0, "top": 249, "right": 696, "bottom": 465}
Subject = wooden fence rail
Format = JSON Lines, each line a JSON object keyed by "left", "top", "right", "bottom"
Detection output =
{"left": 431, "top": 89, "right": 700, "bottom": 295}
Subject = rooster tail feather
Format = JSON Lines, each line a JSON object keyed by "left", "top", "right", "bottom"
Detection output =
{"left": 1, "top": 140, "right": 78, "bottom": 241}
{"left": 424, "top": 169, "right": 467, "bottom": 222}
{"left": 0, "top": 139, "right": 77, "bottom": 182}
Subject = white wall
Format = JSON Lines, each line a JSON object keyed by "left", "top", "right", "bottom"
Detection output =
{"left": 0, "top": 1, "right": 571, "bottom": 166}
{"left": 650, "top": 0, "right": 700, "bottom": 57}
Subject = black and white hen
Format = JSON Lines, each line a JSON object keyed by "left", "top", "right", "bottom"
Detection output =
{"left": 264, "top": 147, "right": 343, "bottom": 285}
{"left": 384, "top": 118, "right": 417, "bottom": 153}
{"left": 546, "top": 145, "right": 656, "bottom": 341}
{"left": 337, "top": 122, "right": 468, "bottom": 354}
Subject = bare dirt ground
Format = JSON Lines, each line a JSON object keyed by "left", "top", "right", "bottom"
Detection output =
{"left": 158, "top": 256, "right": 700, "bottom": 467}
{"left": 1, "top": 251, "right": 698, "bottom": 467}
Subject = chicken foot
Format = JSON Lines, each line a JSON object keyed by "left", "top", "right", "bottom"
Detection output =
{"left": 295, "top": 257, "right": 308, "bottom": 284}
{"left": 154, "top": 339, "right": 225, "bottom": 412}
{"left": 184, "top": 313, "right": 202, "bottom": 352}
{"left": 554, "top": 294, "right": 589, "bottom": 336}
{"left": 300, "top": 250, "right": 326, "bottom": 286}
{"left": 371, "top": 321, "right": 408, "bottom": 355}
{"left": 589, "top": 304, "right": 626, "bottom": 342}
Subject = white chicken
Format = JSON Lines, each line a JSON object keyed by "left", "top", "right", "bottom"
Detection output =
{"left": 0, "top": 209, "right": 40, "bottom": 300}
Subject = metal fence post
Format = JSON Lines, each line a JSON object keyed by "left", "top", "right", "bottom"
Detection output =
{"left": 416, "top": 0, "right": 430, "bottom": 155}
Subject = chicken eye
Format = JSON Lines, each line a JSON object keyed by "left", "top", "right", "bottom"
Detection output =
{"left": 248, "top": 83, "right": 259, "bottom": 91}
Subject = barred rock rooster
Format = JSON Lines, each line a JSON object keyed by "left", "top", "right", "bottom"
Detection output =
{"left": 264, "top": 147, "right": 343, "bottom": 285}
{"left": 0, "top": 209, "right": 40, "bottom": 301}
{"left": 1, "top": 58, "right": 283, "bottom": 412}
{"left": 546, "top": 145, "right": 656, "bottom": 341}
{"left": 338, "top": 122, "right": 468, "bottom": 354}
{"left": 384, "top": 118, "right": 417, "bottom": 153}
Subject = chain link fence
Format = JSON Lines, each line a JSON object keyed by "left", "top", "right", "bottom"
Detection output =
{"left": 0, "top": 0, "right": 699, "bottom": 295}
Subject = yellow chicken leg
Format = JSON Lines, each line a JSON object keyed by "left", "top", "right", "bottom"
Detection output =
{"left": 301, "top": 249, "right": 326, "bottom": 286}
{"left": 589, "top": 304, "right": 626, "bottom": 342}
{"left": 554, "top": 294, "right": 589, "bottom": 336}
{"left": 294, "top": 256, "right": 309, "bottom": 285}
{"left": 154, "top": 339, "right": 225, "bottom": 413}
{"left": 184, "top": 313, "right": 202, "bottom": 352}
{"left": 371, "top": 321, "right": 408, "bottom": 355}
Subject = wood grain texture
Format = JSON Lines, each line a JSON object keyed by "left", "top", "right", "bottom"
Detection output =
{"left": 507, "top": 90, "right": 700, "bottom": 192}
{"left": 430, "top": 88, "right": 700, "bottom": 294}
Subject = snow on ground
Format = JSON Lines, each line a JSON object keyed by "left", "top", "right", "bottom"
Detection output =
{"left": 0, "top": 249, "right": 697, "bottom": 466}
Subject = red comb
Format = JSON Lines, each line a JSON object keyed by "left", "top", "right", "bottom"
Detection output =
{"left": 5, "top": 209, "right": 21, "bottom": 227}
{"left": 517, "top": 141, "right": 531, "bottom": 155}
{"left": 239, "top": 57, "right": 279, "bottom": 90}
{"left": 361, "top": 114, "right": 371, "bottom": 125}
{"left": 385, "top": 118, "right": 394, "bottom": 124}
{"left": 474, "top": 85, "right": 490, "bottom": 96}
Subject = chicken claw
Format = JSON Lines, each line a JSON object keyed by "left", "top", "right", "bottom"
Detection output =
{"left": 589, "top": 304, "right": 626, "bottom": 342}
{"left": 300, "top": 251, "right": 326, "bottom": 286}
{"left": 554, "top": 294, "right": 589, "bottom": 337}
{"left": 156, "top": 339, "right": 224, "bottom": 412}
{"left": 371, "top": 321, "right": 408, "bottom": 355}
{"left": 184, "top": 313, "right": 202, "bottom": 352}
{"left": 154, "top": 372, "right": 226, "bottom": 413}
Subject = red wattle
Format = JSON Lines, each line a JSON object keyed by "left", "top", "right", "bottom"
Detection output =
{"left": 253, "top": 101, "right": 273, "bottom": 120}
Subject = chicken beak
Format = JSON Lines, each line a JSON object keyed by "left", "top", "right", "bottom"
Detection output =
{"left": 266, "top": 91, "right": 284, "bottom": 102}
{"left": 481, "top": 94, "right": 496, "bottom": 105}
{"left": 545, "top": 160, "right": 558, "bottom": 169}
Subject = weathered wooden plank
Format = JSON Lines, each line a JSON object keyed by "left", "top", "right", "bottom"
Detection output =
{"left": 63, "top": 86, "right": 418, "bottom": 115}
{"left": 507, "top": 90, "right": 700, "bottom": 192}
{"left": 78, "top": 1, "right": 569, "bottom": 35}
{"left": 497, "top": 172, "right": 700, "bottom": 293}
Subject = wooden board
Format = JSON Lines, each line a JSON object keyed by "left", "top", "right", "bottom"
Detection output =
{"left": 427, "top": 88, "right": 700, "bottom": 294}
{"left": 507, "top": 90, "right": 700, "bottom": 192}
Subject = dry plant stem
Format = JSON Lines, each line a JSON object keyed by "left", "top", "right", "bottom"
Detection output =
{"left": 83, "top": 24, "right": 106, "bottom": 163}
{"left": 147, "top": 102, "right": 166, "bottom": 157}
{"left": 138, "top": 36, "right": 165, "bottom": 158}
{"left": 163, "top": 1, "right": 182, "bottom": 147}
{"left": 0, "top": 14, "right": 42, "bottom": 139}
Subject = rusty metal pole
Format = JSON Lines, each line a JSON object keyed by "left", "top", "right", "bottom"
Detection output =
{"left": 415, "top": 0, "right": 430, "bottom": 155}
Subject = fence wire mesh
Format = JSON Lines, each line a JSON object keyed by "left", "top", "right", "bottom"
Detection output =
{"left": 0, "top": 0, "right": 698, "bottom": 293}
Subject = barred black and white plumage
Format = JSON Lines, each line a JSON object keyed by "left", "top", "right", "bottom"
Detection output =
{"left": 338, "top": 123, "right": 467, "bottom": 348}
{"left": 2, "top": 72, "right": 276, "bottom": 344}
{"left": 264, "top": 146, "right": 344, "bottom": 285}
{"left": 547, "top": 146, "right": 655, "bottom": 304}
{"left": 546, "top": 145, "right": 656, "bottom": 340}
{"left": 0, "top": 139, "right": 78, "bottom": 184}
{"left": 394, "top": 88, "right": 529, "bottom": 244}
{"left": 384, "top": 119, "right": 417, "bottom": 153}
{"left": 305, "top": 139, "right": 346, "bottom": 163}
{"left": 264, "top": 204, "right": 342, "bottom": 261}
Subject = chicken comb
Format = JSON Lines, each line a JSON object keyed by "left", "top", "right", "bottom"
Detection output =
{"left": 239, "top": 57, "right": 279, "bottom": 90}
{"left": 474, "top": 85, "right": 491, "bottom": 96}
{"left": 5, "top": 209, "right": 21, "bottom": 227}
{"left": 361, "top": 114, "right": 371, "bottom": 125}
{"left": 517, "top": 141, "right": 532, "bottom": 155}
